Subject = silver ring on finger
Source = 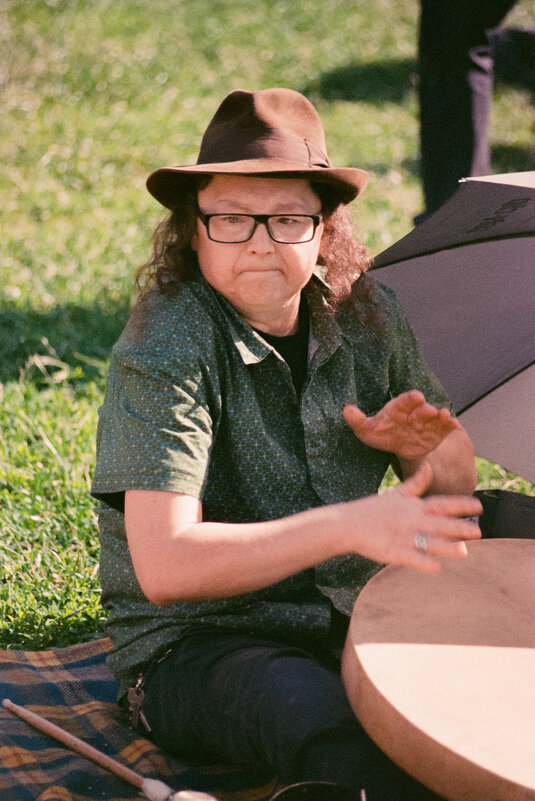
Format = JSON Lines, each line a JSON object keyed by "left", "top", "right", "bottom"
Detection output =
{"left": 414, "top": 532, "right": 431, "bottom": 554}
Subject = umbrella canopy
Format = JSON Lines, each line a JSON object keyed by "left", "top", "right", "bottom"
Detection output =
{"left": 372, "top": 172, "right": 535, "bottom": 483}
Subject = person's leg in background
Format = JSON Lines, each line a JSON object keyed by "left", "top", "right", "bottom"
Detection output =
{"left": 417, "top": 0, "right": 518, "bottom": 220}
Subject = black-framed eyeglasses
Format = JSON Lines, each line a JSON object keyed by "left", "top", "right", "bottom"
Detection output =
{"left": 197, "top": 212, "right": 322, "bottom": 244}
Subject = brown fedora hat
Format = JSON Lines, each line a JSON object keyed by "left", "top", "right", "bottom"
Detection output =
{"left": 146, "top": 88, "right": 368, "bottom": 208}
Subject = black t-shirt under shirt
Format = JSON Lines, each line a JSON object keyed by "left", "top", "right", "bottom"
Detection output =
{"left": 255, "top": 300, "right": 309, "bottom": 395}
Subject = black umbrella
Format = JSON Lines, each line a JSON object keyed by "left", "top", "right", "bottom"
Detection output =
{"left": 372, "top": 172, "right": 535, "bottom": 483}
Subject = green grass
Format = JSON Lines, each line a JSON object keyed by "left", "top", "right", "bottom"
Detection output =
{"left": 1, "top": 0, "right": 534, "bottom": 649}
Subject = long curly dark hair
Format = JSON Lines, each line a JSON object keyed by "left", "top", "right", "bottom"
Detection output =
{"left": 135, "top": 177, "right": 383, "bottom": 330}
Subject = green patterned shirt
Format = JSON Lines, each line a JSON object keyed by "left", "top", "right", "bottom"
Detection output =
{"left": 92, "top": 268, "right": 450, "bottom": 693}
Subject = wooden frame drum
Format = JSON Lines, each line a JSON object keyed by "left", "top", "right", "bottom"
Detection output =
{"left": 341, "top": 539, "right": 535, "bottom": 801}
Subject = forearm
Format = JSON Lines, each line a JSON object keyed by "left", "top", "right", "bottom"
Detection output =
{"left": 396, "top": 427, "right": 478, "bottom": 495}
{"left": 125, "top": 474, "right": 482, "bottom": 607}
{"left": 125, "top": 492, "right": 348, "bottom": 605}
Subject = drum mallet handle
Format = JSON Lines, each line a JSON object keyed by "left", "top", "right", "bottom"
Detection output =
{"left": 2, "top": 699, "right": 216, "bottom": 801}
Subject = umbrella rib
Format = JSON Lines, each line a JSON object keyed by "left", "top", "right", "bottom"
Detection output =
{"left": 371, "top": 232, "right": 535, "bottom": 270}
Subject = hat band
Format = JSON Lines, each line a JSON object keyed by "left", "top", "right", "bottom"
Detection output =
{"left": 196, "top": 127, "right": 332, "bottom": 169}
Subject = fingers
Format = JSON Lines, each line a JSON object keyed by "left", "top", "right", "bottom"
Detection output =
{"left": 417, "top": 514, "right": 481, "bottom": 542}
{"left": 398, "top": 470, "right": 482, "bottom": 535}
{"left": 396, "top": 517, "right": 481, "bottom": 574}
{"left": 342, "top": 404, "right": 368, "bottom": 433}
{"left": 391, "top": 390, "right": 426, "bottom": 414}
{"left": 386, "top": 527, "right": 479, "bottom": 575}
{"left": 390, "top": 465, "right": 482, "bottom": 573}
{"left": 423, "top": 494, "right": 483, "bottom": 520}
{"left": 344, "top": 396, "right": 457, "bottom": 435}
{"left": 350, "top": 476, "right": 482, "bottom": 576}
{"left": 427, "top": 538, "right": 468, "bottom": 559}
{"left": 346, "top": 393, "right": 454, "bottom": 423}
{"left": 405, "top": 533, "right": 475, "bottom": 574}
{"left": 410, "top": 502, "right": 481, "bottom": 572}
{"left": 436, "top": 407, "right": 461, "bottom": 428}
{"left": 388, "top": 391, "right": 447, "bottom": 424}
{"left": 395, "top": 393, "right": 458, "bottom": 429}
{"left": 407, "top": 401, "right": 457, "bottom": 430}
{"left": 343, "top": 396, "right": 462, "bottom": 462}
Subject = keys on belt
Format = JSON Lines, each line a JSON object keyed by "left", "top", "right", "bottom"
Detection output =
{"left": 127, "top": 676, "right": 151, "bottom": 732}
{"left": 127, "top": 647, "right": 173, "bottom": 733}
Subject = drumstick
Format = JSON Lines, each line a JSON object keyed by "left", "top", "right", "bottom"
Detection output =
{"left": 2, "top": 699, "right": 216, "bottom": 801}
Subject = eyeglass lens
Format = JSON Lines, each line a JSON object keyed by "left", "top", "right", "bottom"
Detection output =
{"left": 207, "top": 214, "right": 318, "bottom": 243}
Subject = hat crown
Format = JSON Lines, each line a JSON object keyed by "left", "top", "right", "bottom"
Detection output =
{"left": 146, "top": 87, "right": 369, "bottom": 209}
{"left": 197, "top": 88, "right": 331, "bottom": 168}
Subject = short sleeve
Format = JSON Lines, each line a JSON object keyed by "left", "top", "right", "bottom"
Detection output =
{"left": 91, "top": 341, "right": 216, "bottom": 504}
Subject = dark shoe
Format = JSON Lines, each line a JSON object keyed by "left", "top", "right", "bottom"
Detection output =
{"left": 271, "top": 782, "right": 363, "bottom": 801}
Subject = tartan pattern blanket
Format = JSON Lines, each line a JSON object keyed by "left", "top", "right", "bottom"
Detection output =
{"left": 0, "top": 638, "right": 276, "bottom": 801}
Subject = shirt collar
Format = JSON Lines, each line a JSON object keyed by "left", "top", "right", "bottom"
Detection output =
{"left": 192, "top": 271, "right": 272, "bottom": 364}
{"left": 304, "top": 275, "right": 344, "bottom": 363}
{"left": 193, "top": 267, "right": 344, "bottom": 366}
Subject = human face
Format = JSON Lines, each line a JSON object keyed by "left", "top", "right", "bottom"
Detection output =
{"left": 192, "top": 175, "right": 324, "bottom": 335}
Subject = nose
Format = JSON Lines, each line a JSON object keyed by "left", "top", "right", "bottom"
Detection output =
{"left": 246, "top": 220, "right": 275, "bottom": 254}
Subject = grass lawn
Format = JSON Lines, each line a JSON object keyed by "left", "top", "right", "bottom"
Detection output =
{"left": 1, "top": 0, "right": 534, "bottom": 650}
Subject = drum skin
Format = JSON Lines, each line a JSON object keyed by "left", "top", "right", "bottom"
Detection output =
{"left": 341, "top": 539, "right": 535, "bottom": 801}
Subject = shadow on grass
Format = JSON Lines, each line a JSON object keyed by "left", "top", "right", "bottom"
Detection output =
{"left": 399, "top": 141, "right": 535, "bottom": 182}
{"left": 0, "top": 297, "right": 131, "bottom": 384}
{"left": 309, "top": 49, "right": 535, "bottom": 106}
{"left": 307, "top": 58, "right": 533, "bottom": 176}
{"left": 492, "top": 142, "right": 535, "bottom": 174}
{"left": 304, "top": 58, "right": 417, "bottom": 104}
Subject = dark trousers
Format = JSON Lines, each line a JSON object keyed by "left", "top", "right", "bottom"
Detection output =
{"left": 418, "top": 0, "right": 518, "bottom": 215}
{"left": 141, "top": 632, "right": 444, "bottom": 801}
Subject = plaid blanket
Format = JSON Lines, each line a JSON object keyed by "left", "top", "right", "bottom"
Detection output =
{"left": 0, "top": 638, "right": 276, "bottom": 801}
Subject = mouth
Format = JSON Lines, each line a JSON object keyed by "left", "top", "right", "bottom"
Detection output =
{"left": 239, "top": 266, "right": 281, "bottom": 274}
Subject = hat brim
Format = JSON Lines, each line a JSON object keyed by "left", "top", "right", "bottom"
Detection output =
{"left": 146, "top": 159, "right": 368, "bottom": 209}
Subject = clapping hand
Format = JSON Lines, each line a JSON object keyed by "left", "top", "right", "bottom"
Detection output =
{"left": 350, "top": 461, "right": 482, "bottom": 572}
{"left": 343, "top": 390, "right": 460, "bottom": 461}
